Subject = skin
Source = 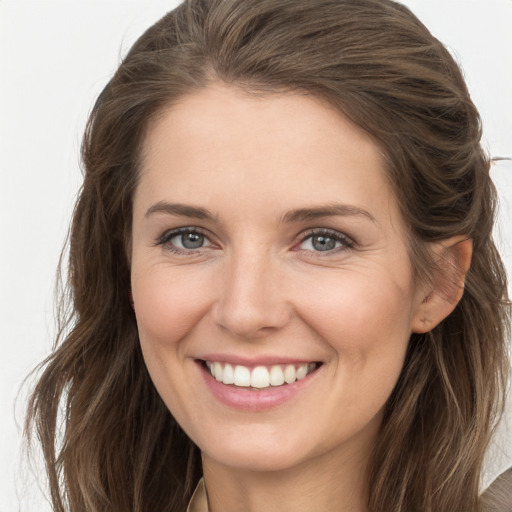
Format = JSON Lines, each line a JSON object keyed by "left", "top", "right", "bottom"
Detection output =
{"left": 130, "top": 84, "right": 469, "bottom": 512}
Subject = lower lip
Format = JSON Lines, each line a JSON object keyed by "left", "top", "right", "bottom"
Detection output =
{"left": 197, "top": 361, "right": 320, "bottom": 412}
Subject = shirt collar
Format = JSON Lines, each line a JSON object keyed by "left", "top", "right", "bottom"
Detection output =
{"left": 187, "top": 478, "right": 209, "bottom": 512}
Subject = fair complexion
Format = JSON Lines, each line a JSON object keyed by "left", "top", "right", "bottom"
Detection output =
{"left": 130, "top": 84, "right": 468, "bottom": 512}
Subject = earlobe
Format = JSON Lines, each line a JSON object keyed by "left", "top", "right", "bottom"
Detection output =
{"left": 411, "top": 237, "right": 472, "bottom": 334}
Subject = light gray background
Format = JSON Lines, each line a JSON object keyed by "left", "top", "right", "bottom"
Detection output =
{"left": 1, "top": 1, "right": 511, "bottom": 510}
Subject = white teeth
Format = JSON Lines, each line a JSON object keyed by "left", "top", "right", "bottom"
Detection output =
{"left": 206, "top": 361, "right": 317, "bottom": 389}
{"left": 214, "top": 362, "right": 223, "bottom": 382}
{"left": 222, "top": 363, "right": 234, "bottom": 385}
{"left": 251, "top": 366, "right": 270, "bottom": 388}
{"left": 233, "top": 365, "right": 251, "bottom": 387}
{"left": 296, "top": 364, "right": 308, "bottom": 380}
{"left": 269, "top": 365, "right": 285, "bottom": 386}
{"left": 283, "top": 364, "right": 296, "bottom": 384}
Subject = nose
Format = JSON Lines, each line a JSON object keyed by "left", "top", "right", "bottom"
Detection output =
{"left": 212, "top": 249, "right": 292, "bottom": 339}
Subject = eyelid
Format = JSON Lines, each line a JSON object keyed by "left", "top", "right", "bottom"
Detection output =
{"left": 154, "top": 226, "right": 355, "bottom": 255}
{"left": 294, "top": 228, "right": 356, "bottom": 252}
{"left": 155, "top": 226, "right": 214, "bottom": 249}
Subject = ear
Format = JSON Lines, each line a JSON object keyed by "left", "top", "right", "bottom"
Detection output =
{"left": 411, "top": 236, "right": 472, "bottom": 334}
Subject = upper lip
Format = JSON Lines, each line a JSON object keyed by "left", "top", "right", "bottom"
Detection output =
{"left": 197, "top": 353, "right": 321, "bottom": 367}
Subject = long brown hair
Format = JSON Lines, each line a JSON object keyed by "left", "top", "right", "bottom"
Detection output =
{"left": 26, "top": 1, "right": 510, "bottom": 510}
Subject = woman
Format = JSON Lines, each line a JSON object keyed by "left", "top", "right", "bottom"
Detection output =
{"left": 26, "top": 0, "right": 510, "bottom": 511}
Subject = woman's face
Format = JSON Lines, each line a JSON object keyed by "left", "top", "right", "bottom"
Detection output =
{"left": 131, "top": 84, "right": 427, "bottom": 474}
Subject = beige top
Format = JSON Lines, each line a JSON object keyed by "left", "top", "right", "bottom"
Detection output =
{"left": 186, "top": 469, "right": 512, "bottom": 512}
{"left": 186, "top": 478, "right": 208, "bottom": 512}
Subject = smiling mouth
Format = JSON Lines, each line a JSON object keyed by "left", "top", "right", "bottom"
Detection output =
{"left": 203, "top": 361, "right": 320, "bottom": 389}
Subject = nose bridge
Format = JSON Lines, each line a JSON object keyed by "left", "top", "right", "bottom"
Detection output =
{"left": 213, "top": 243, "right": 290, "bottom": 338}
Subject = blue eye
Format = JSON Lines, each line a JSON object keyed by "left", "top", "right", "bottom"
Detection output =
{"left": 298, "top": 230, "right": 353, "bottom": 253}
{"left": 174, "top": 231, "right": 206, "bottom": 249}
{"left": 158, "top": 228, "right": 212, "bottom": 252}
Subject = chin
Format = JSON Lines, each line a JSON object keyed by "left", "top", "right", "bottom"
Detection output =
{"left": 196, "top": 423, "right": 328, "bottom": 474}
{"left": 203, "top": 443, "right": 307, "bottom": 473}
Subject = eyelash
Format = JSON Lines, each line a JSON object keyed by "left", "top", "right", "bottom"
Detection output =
{"left": 155, "top": 227, "right": 355, "bottom": 256}
{"left": 295, "top": 228, "right": 355, "bottom": 254}
{"left": 156, "top": 227, "right": 212, "bottom": 255}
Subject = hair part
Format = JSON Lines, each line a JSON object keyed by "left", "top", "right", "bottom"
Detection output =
{"left": 26, "top": 1, "right": 510, "bottom": 511}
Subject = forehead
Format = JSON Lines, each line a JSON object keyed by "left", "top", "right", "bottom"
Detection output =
{"left": 142, "top": 84, "right": 381, "bottom": 170}
{"left": 135, "top": 84, "right": 402, "bottom": 231}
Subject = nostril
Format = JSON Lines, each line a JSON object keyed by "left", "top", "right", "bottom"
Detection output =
{"left": 212, "top": 302, "right": 293, "bottom": 339}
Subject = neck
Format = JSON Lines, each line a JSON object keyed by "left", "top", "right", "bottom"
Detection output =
{"left": 201, "top": 440, "right": 372, "bottom": 512}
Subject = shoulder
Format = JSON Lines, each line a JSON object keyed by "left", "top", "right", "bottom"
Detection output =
{"left": 480, "top": 467, "right": 512, "bottom": 512}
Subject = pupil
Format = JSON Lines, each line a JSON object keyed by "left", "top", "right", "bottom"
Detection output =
{"left": 182, "top": 232, "right": 204, "bottom": 249}
{"left": 312, "top": 236, "right": 335, "bottom": 251}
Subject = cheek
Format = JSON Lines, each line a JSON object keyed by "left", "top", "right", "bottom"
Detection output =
{"left": 296, "top": 270, "right": 414, "bottom": 344}
{"left": 132, "top": 266, "right": 213, "bottom": 346}
{"left": 130, "top": 267, "right": 215, "bottom": 428}
{"left": 293, "top": 272, "right": 413, "bottom": 437}
{"left": 293, "top": 269, "right": 414, "bottom": 401}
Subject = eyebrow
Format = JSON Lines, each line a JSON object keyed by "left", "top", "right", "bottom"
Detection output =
{"left": 145, "top": 202, "right": 216, "bottom": 220}
{"left": 145, "top": 201, "right": 376, "bottom": 224}
{"left": 281, "top": 204, "right": 376, "bottom": 224}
